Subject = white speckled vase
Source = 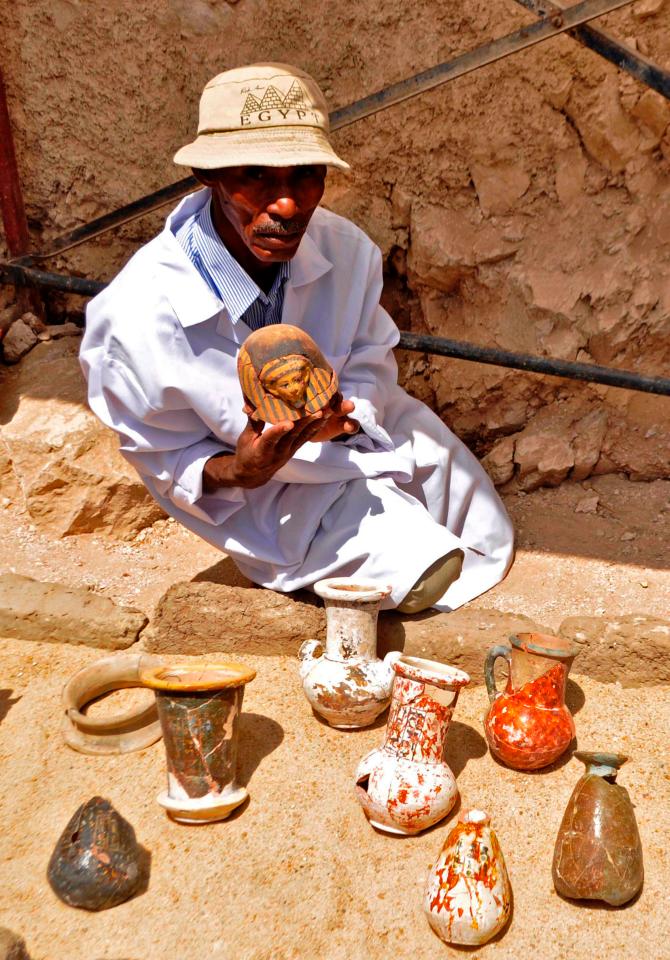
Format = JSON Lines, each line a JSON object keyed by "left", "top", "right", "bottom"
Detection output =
{"left": 424, "top": 809, "right": 512, "bottom": 946}
{"left": 354, "top": 655, "right": 470, "bottom": 835}
{"left": 299, "top": 577, "right": 398, "bottom": 729}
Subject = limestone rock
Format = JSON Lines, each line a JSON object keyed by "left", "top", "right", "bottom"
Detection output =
{"left": 377, "top": 607, "right": 548, "bottom": 683}
{"left": 143, "top": 580, "right": 546, "bottom": 685}
{"left": 0, "top": 446, "right": 20, "bottom": 503}
{"left": 633, "top": 0, "right": 665, "bottom": 17}
{"left": 0, "top": 573, "right": 147, "bottom": 649}
{"left": 481, "top": 436, "right": 516, "bottom": 487}
{"left": 1, "top": 318, "right": 38, "bottom": 364}
{"left": 599, "top": 411, "right": 670, "bottom": 481}
{"left": 141, "top": 581, "right": 327, "bottom": 656}
{"left": 42, "top": 322, "right": 83, "bottom": 340}
{"left": 575, "top": 495, "right": 599, "bottom": 514}
{"left": 565, "top": 75, "right": 640, "bottom": 173}
{"left": 572, "top": 409, "right": 608, "bottom": 481}
{"left": 631, "top": 90, "right": 670, "bottom": 142}
{"left": 0, "top": 929, "right": 31, "bottom": 960}
{"left": 470, "top": 161, "right": 531, "bottom": 216}
{"left": 516, "top": 266, "right": 582, "bottom": 318}
{"left": 0, "top": 339, "right": 165, "bottom": 538}
{"left": 407, "top": 203, "right": 518, "bottom": 294}
{"left": 558, "top": 614, "right": 670, "bottom": 686}
{"left": 514, "top": 432, "right": 575, "bottom": 492}
{"left": 0, "top": 306, "right": 18, "bottom": 339}
{"left": 555, "top": 146, "right": 587, "bottom": 206}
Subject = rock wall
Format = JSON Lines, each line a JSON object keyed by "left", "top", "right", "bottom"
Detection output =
{"left": 0, "top": 339, "right": 166, "bottom": 537}
{"left": 2, "top": 0, "right": 669, "bottom": 492}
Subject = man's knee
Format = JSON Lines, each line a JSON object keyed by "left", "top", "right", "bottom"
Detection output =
{"left": 397, "top": 549, "right": 464, "bottom": 614}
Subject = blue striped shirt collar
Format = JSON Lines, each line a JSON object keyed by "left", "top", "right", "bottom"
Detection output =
{"left": 178, "top": 198, "right": 289, "bottom": 323}
{"left": 162, "top": 189, "right": 333, "bottom": 332}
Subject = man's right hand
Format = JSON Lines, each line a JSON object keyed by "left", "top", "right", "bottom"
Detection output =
{"left": 203, "top": 412, "right": 325, "bottom": 491}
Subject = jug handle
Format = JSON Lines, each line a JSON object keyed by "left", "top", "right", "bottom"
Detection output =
{"left": 485, "top": 644, "right": 511, "bottom": 704}
{"left": 298, "top": 640, "right": 323, "bottom": 680}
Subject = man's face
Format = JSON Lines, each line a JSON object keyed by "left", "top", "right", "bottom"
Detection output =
{"left": 206, "top": 164, "right": 327, "bottom": 264}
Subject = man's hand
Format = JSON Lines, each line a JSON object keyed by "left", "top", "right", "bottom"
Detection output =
{"left": 309, "top": 395, "right": 359, "bottom": 443}
{"left": 203, "top": 412, "right": 325, "bottom": 491}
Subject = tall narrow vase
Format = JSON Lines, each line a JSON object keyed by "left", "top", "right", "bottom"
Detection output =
{"left": 552, "top": 752, "right": 644, "bottom": 906}
{"left": 299, "top": 577, "right": 397, "bottom": 729}
{"left": 424, "top": 809, "right": 512, "bottom": 946}
{"left": 484, "top": 632, "right": 578, "bottom": 770}
{"left": 140, "top": 661, "right": 256, "bottom": 824}
{"left": 354, "top": 655, "right": 470, "bottom": 835}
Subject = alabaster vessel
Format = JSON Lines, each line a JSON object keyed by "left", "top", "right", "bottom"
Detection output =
{"left": 62, "top": 652, "right": 163, "bottom": 755}
{"left": 552, "top": 751, "right": 644, "bottom": 906}
{"left": 238, "top": 324, "right": 339, "bottom": 424}
{"left": 299, "top": 577, "right": 398, "bottom": 729}
{"left": 484, "top": 632, "right": 579, "bottom": 770}
{"left": 425, "top": 809, "right": 512, "bottom": 946}
{"left": 47, "top": 797, "right": 144, "bottom": 911}
{"left": 355, "top": 655, "right": 470, "bottom": 835}
{"left": 140, "top": 660, "right": 256, "bottom": 824}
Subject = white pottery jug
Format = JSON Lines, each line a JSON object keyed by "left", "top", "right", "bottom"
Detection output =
{"left": 424, "top": 809, "right": 512, "bottom": 945}
{"left": 299, "top": 577, "right": 398, "bottom": 729}
{"left": 354, "top": 655, "right": 470, "bottom": 834}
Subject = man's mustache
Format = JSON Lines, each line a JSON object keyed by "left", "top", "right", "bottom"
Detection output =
{"left": 253, "top": 219, "right": 307, "bottom": 236}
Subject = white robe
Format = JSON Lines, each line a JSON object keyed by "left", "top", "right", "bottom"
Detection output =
{"left": 80, "top": 189, "right": 514, "bottom": 610}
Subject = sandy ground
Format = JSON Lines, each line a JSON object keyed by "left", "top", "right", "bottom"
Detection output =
{"left": 0, "top": 641, "right": 668, "bottom": 960}
{"left": 0, "top": 474, "right": 668, "bottom": 959}
{"left": 0, "top": 473, "right": 667, "bottom": 628}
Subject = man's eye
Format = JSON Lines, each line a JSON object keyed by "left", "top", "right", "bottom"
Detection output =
{"left": 244, "top": 167, "right": 266, "bottom": 181}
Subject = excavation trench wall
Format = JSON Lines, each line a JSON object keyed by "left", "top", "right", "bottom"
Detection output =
{"left": 2, "top": 0, "right": 670, "bottom": 491}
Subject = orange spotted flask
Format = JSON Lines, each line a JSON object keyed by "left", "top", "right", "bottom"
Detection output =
{"left": 424, "top": 809, "right": 512, "bottom": 946}
{"left": 354, "top": 656, "right": 470, "bottom": 835}
{"left": 484, "top": 633, "right": 579, "bottom": 771}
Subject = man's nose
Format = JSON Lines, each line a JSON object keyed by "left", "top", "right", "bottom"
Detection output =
{"left": 267, "top": 195, "right": 298, "bottom": 219}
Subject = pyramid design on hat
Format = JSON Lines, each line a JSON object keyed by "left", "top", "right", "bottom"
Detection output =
{"left": 283, "top": 80, "right": 308, "bottom": 108}
{"left": 240, "top": 81, "right": 310, "bottom": 117}
{"left": 259, "top": 85, "right": 285, "bottom": 111}
{"left": 241, "top": 93, "right": 262, "bottom": 116}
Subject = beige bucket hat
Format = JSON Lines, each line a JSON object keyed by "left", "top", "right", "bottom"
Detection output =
{"left": 174, "top": 62, "right": 349, "bottom": 171}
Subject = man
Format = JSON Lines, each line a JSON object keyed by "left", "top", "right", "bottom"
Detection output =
{"left": 80, "top": 63, "right": 513, "bottom": 612}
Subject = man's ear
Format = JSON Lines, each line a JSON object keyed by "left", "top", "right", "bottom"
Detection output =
{"left": 192, "top": 167, "right": 216, "bottom": 187}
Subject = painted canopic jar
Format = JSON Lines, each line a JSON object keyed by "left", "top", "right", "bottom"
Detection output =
{"left": 237, "top": 324, "right": 339, "bottom": 424}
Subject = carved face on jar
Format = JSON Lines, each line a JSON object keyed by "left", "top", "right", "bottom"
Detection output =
{"left": 260, "top": 355, "right": 313, "bottom": 409}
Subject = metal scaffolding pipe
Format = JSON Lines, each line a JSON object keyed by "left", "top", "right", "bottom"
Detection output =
{"left": 514, "top": 0, "right": 670, "bottom": 99}
{"left": 0, "top": 262, "right": 105, "bottom": 298}
{"left": 2, "top": 262, "right": 669, "bottom": 397}
{"left": 398, "top": 332, "right": 670, "bottom": 396}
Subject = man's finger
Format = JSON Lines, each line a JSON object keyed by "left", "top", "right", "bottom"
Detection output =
{"left": 243, "top": 416, "right": 265, "bottom": 437}
{"left": 291, "top": 412, "right": 323, "bottom": 437}
{"left": 257, "top": 420, "right": 295, "bottom": 447}
{"left": 330, "top": 396, "right": 355, "bottom": 417}
{"left": 278, "top": 413, "right": 323, "bottom": 452}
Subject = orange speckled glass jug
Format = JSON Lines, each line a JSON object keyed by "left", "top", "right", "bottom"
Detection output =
{"left": 484, "top": 633, "right": 579, "bottom": 771}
